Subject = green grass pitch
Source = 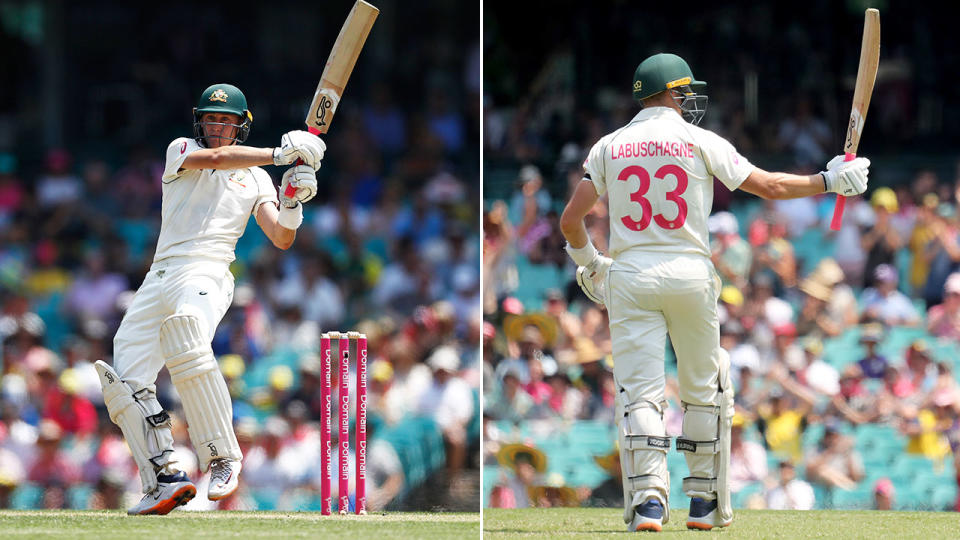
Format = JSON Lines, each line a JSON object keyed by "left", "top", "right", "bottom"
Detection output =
{"left": 484, "top": 508, "right": 958, "bottom": 539}
{"left": 0, "top": 511, "right": 480, "bottom": 539}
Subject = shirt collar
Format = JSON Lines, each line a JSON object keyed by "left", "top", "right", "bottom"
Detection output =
{"left": 631, "top": 106, "right": 682, "bottom": 123}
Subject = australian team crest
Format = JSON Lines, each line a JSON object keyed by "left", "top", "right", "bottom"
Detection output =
{"left": 209, "top": 89, "right": 229, "bottom": 102}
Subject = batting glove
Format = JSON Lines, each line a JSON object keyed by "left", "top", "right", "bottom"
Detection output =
{"left": 822, "top": 155, "right": 870, "bottom": 196}
{"left": 273, "top": 130, "right": 326, "bottom": 170}
{"left": 576, "top": 254, "right": 612, "bottom": 305}
{"left": 279, "top": 165, "right": 318, "bottom": 209}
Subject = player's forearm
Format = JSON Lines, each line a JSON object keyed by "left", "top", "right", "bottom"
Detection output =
{"left": 763, "top": 172, "right": 826, "bottom": 200}
{"left": 560, "top": 217, "right": 590, "bottom": 248}
{"left": 184, "top": 146, "right": 275, "bottom": 170}
{"left": 560, "top": 179, "right": 601, "bottom": 248}
{"left": 740, "top": 169, "right": 825, "bottom": 200}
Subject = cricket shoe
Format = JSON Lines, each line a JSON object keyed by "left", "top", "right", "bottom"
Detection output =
{"left": 629, "top": 499, "right": 664, "bottom": 532}
{"left": 127, "top": 471, "right": 196, "bottom": 515}
{"left": 686, "top": 497, "right": 731, "bottom": 530}
{"left": 207, "top": 458, "right": 242, "bottom": 501}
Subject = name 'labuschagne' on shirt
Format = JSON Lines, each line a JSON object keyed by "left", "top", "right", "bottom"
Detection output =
{"left": 611, "top": 141, "right": 695, "bottom": 159}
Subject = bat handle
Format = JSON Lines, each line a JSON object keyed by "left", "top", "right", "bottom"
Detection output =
{"left": 283, "top": 128, "right": 321, "bottom": 198}
{"left": 283, "top": 159, "right": 304, "bottom": 198}
{"left": 829, "top": 152, "right": 857, "bottom": 231}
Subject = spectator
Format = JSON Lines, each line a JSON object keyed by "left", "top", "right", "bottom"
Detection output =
{"left": 586, "top": 447, "right": 622, "bottom": 507}
{"left": 776, "top": 97, "right": 830, "bottom": 169}
{"left": 927, "top": 272, "right": 960, "bottom": 339}
{"left": 765, "top": 461, "right": 815, "bottom": 510}
{"left": 904, "top": 340, "right": 937, "bottom": 396}
{"left": 856, "top": 323, "right": 889, "bottom": 379}
{"left": 761, "top": 366, "right": 816, "bottom": 463}
{"left": 797, "top": 259, "right": 857, "bottom": 338}
{"left": 921, "top": 203, "right": 960, "bottom": 308}
{"left": 364, "top": 422, "right": 405, "bottom": 511}
{"left": 417, "top": 346, "right": 474, "bottom": 480}
{"left": 489, "top": 443, "right": 546, "bottom": 509}
{"left": 873, "top": 477, "right": 895, "bottom": 510}
{"left": 796, "top": 337, "right": 839, "bottom": 398}
{"left": 42, "top": 369, "right": 97, "bottom": 438}
{"left": 805, "top": 427, "right": 864, "bottom": 491}
{"left": 862, "top": 188, "right": 904, "bottom": 288}
{"left": 63, "top": 249, "right": 128, "bottom": 324}
{"left": 860, "top": 264, "right": 920, "bottom": 326}
{"left": 729, "top": 415, "right": 768, "bottom": 495}
{"left": 27, "top": 419, "right": 81, "bottom": 509}
{"left": 709, "top": 211, "right": 752, "bottom": 289}
{"left": 908, "top": 193, "right": 940, "bottom": 292}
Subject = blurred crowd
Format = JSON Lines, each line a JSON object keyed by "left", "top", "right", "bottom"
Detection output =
{"left": 0, "top": 1, "right": 481, "bottom": 511}
{"left": 482, "top": 158, "right": 960, "bottom": 510}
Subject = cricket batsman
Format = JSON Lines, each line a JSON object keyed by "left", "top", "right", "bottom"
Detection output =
{"left": 95, "top": 83, "right": 325, "bottom": 515}
{"left": 559, "top": 54, "right": 870, "bottom": 531}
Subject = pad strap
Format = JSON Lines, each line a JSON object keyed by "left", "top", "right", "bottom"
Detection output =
{"left": 676, "top": 437, "right": 720, "bottom": 455}
{"left": 628, "top": 474, "right": 667, "bottom": 492}
{"left": 683, "top": 476, "right": 718, "bottom": 495}
{"left": 625, "top": 435, "right": 671, "bottom": 452}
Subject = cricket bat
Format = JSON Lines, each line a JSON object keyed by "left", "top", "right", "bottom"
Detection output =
{"left": 829, "top": 8, "right": 880, "bottom": 231}
{"left": 285, "top": 0, "right": 379, "bottom": 197}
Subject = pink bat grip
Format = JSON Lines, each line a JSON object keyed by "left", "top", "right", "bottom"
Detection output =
{"left": 829, "top": 152, "right": 856, "bottom": 231}
{"left": 283, "top": 126, "right": 322, "bottom": 198}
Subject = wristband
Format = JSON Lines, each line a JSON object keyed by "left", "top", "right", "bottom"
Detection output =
{"left": 272, "top": 147, "right": 284, "bottom": 167}
{"left": 277, "top": 202, "right": 303, "bottom": 230}
{"left": 565, "top": 240, "right": 598, "bottom": 267}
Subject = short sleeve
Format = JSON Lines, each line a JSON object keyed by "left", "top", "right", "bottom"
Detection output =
{"left": 582, "top": 138, "right": 607, "bottom": 197}
{"left": 162, "top": 137, "right": 202, "bottom": 183}
{"left": 699, "top": 130, "right": 754, "bottom": 191}
{"left": 248, "top": 167, "right": 279, "bottom": 216}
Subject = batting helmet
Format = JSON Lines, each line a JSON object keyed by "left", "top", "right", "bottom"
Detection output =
{"left": 632, "top": 53, "right": 708, "bottom": 125}
{"left": 193, "top": 83, "right": 253, "bottom": 145}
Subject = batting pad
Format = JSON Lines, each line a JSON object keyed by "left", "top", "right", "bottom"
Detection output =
{"left": 677, "top": 349, "right": 734, "bottom": 524}
{"left": 618, "top": 399, "right": 670, "bottom": 525}
{"left": 160, "top": 314, "right": 241, "bottom": 471}
{"left": 96, "top": 360, "right": 174, "bottom": 494}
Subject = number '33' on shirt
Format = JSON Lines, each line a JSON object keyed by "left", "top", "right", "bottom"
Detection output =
{"left": 583, "top": 107, "right": 754, "bottom": 261}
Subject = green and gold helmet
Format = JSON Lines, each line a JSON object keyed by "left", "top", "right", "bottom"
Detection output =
{"left": 632, "top": 53, "right": 708, "bottom": 125}
{"left": 192, "top": 83, "right": 253, "bottom": 145}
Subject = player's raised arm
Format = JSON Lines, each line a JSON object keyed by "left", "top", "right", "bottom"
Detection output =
{"left": 177, "top": 84, "right": 325, "bottom": 173}
{"left": 255, "top": 165, "right": 319, "bottom": 250}
{"left": 738, "top": 156, "right": 870, "bottom": 201}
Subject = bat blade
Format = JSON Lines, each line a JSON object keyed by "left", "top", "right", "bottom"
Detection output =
{"left": 830, "top": 8, "right": 880, "bottom": 231}
{"left": 305, "top": 0, "right": 379, "bottom": 134}
{"left": 285, "top": 1, "right": 379, "bottom": 198}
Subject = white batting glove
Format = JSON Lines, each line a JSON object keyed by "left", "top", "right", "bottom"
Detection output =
{"left": 279, "top": 165, "right": 318, "bottom": 209}
{"left": 822, "top": 155, "right": 870, "bottom": 196}
{"left": 273, "top": 130, "right": 326, "bottom": 170}
{"left": 576, "top": 254, "right": 612, "bottom": 305}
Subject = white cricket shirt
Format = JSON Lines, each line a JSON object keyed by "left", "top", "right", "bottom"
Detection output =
{"left": 155, "top": 137, "right": 278, "bottom": 264}
{"left": 583, "top": 107, "right": 754, "bottom": 264}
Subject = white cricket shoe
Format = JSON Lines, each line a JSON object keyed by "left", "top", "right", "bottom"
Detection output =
{"left": 207, "top": 458, "right": 242, "bottom": 501}
{"left": 686, "top": 497, "right": 732, "bottom": 530}
{"left": 127, "top": 471, "right": 196, "bottom": 515}
{"left": 629, "top": 499, "right": 664, "bottom": 532}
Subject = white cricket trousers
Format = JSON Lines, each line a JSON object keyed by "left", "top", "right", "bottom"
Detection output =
{"left": 113, "top": 257, "right": 234, "bottom": 392}
{"left": 607, "top": 253, "right": 723, "bottom": 409}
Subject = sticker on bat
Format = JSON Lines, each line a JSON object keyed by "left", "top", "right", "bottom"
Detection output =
{"left": 308, "top": 88, "right": 342, "bottom": 131}
{"left": 844, "top": 109, "right": 865, "bottom": 152}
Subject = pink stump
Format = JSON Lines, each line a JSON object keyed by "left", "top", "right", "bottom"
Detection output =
{"left": 320, "top": 335, "right": 332, "bottom": 515}
{"left": 356, "top": 335, "right": 368, "bottom": 514}
{"left": 338, "top": 336, "right": 350, "bottom": 513}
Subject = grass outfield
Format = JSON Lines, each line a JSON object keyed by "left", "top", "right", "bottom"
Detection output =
{"left": 484, "top": 508, "right": 958, "bottom": 538}
{"left": 0, "top": 511, "right": 480, "bottom": 539}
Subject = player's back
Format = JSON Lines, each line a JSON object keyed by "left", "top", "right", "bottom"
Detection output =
{"left": 583, "top": 107, "right": 753, "bottom": 267}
